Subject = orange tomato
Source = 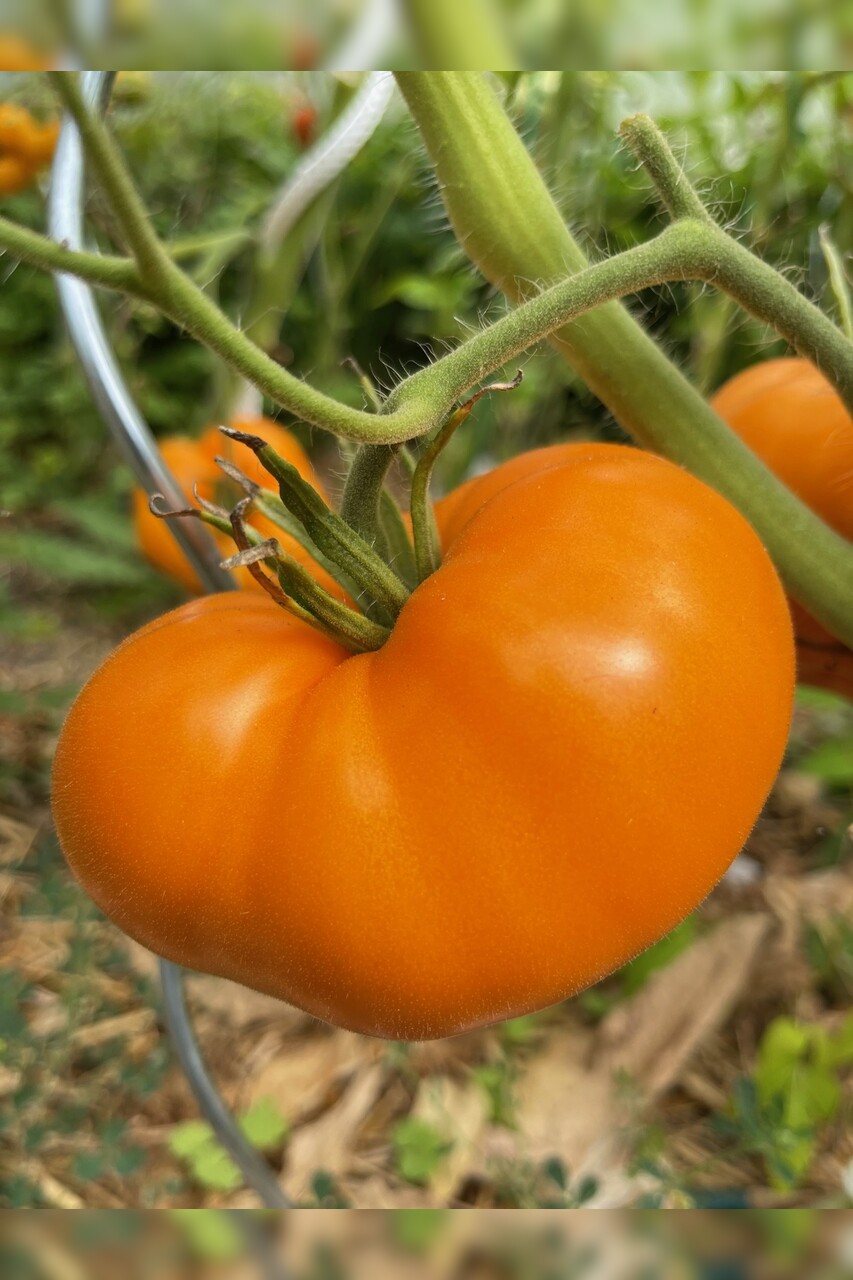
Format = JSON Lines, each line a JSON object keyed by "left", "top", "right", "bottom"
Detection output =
{"left": 0, "top": 35, "right": 53, "bottom": 70}
{"left": 711, "top": 357, "right": 853, "bottom": 700}
{"left": 132, "top": 417, "right": 340, "bottom": 597}
{"left": 54, "top": 444, "right": 794, "bottom": 1039}
{"left": 0, "top": 152, "right": 34, "bottom": 195}
{"left": 0, "top": 101, "right": 59, "bottom": 195}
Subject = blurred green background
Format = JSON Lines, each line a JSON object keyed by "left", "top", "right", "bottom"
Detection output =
{"left": 2, "top": 70, "right": 852, "bottom": 615}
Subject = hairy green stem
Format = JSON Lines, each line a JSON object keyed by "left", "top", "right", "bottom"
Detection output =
{"left": 340, "top": 444, "right": 397, "bottom": 549}
{"left": 409, "top": 373, "right": 523, "bottom": 582}
{"left": 0, "top": 216, "right": 141, "bottom": 292}
{"left": 819, "top": 227, "right": 853, "bottom": 344}
{"left": 394, "top": 72, "right": 853, "bottom": 647}
{"left": 410, "top": 412, "right": 461, "bottom": 582}
{"left": 49, "top": 72, "right": 172, "bottom": 286}
{"left": 402, "top": 0, "right": 519, "bottom": 69}
{"left": 618, "top": 113, "right": 713, "bottom": 223}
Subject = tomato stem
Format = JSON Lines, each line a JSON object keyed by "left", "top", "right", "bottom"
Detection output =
{"left": 410, "top": 371, "right": 524, "bottom": 583}
{"left": 341, "top": 356, "right": 384, "bottom": 414}
{"left": 339, "top": 443, "right": 398, "bottom": 553}
{"left": 819, "top": 227, "right": 853, "bottom": 345}
{"left": 401, "top": 0, "right": 519, "bottom": 69}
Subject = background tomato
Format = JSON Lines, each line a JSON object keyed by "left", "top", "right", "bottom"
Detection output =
{"left": 132, "top": 416, "right": 340, "bottom": 597}
{"left": 711, "top": 358, "right": 853, "bottom": 699}
{"left": 54, "top": 444, "right": 794, "bottom": 1040}
{"left": 0, "top": 101, "right": 58, "bottom": 194}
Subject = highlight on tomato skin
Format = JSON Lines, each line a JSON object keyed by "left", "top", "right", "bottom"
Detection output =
{"left": 52, "top": 443, "right": 796, "bottom": 1042}
{"left": 711, "top": 357, "right": 853, "bottom": 701}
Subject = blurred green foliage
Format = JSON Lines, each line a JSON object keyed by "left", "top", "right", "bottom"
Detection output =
{"left": 716, "top": 1013, "right": 853, "bottom": 1190}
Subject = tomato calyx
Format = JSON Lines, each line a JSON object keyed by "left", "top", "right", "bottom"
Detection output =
{"left": 224, "top": 497, "right": 392, "bottom": 653}
{"left": 151, "top": 485, "right": 391, "bottom": 654}
{"left": 150, "top": 375, "right": 524, "bottom": 654}
{"left": 221, "top": 427, "right": 410, "bottom": 620}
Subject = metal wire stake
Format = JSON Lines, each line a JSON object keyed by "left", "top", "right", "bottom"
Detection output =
{"left": 47, "top": 69, "right": 290, "bottom": 1214}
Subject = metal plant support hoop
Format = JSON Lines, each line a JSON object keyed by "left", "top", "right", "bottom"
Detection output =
{"left": 46, "top": 69, "right": 393, "bottom": 1218}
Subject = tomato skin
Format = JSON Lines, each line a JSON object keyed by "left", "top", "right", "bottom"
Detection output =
{"left": 711, "top": 358, "right": 853, "bottom": 699}
{"left": 54, "top": 444, "right": 794, "bottom": 1040}
{"left": 132, "top": 417, "right": 339, "bottom": 597}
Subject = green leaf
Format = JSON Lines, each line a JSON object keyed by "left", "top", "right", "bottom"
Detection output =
{"left": 392, "top": 1118, "right": 453, "bottom": 1186}
{"left": 824, "top": 1014, "right": 853, "bottom": 1068}
{"left": 168, "top": 1210, "right": 244, "bottom": 1260}
{"left": 168, "top": 1120, "right": 215, "bottom": 1160}
{"left": 0, "top": 530, "right": 151, "bottom": 589}
{"left": 783, "top": 1064, "right": 839, "bottom": 1130}
{"left": 500, "top": 1014, "right": 541, "bottom": 1046}
{"left": 755, "top": 1017, "right": 812, "bottom": 1105}
{"left": 575, "top": 1175, "right": 599, "bottom": 1205}
{"left": 191, "top": 1146, "right": 243, "bottom": 1192}
{"left": 541, "top": 1156, "right": 568, "bottom": 1189}
{"left": 99, "top": 1117, "right": 127, "bottom": 1146}
{"left": 391, "top": 1210, "right": 449, "bottom": 1253}
{"left": 113, "top": 1146, "right": 146, "bottom": 1177}
{"left": 798, "top": 737, "right": 853, "bottom": 788}
{"left": 238, "top": 1097, "right": 288, "bottom": 1151}
{"left": 72, "top": 1151, "right": 106, "bottom": 1182}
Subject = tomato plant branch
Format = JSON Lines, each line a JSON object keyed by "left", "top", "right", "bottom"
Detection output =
{"left": 49, "top": 71, "right": 172, "bottom": 287}
{"left": 401, "top": 0, "right": 519, "bottom": 69}
{"left": 395, "top": 71, "right": 853, "bottom": 648}
{"left": 4, "top": 78, "right": 853, "bottom": 639}
{"left": 410, "top": 372, "right": 524, "bottom": 582}
{"left": 46, "top": 69, "right": 425, "bottom": 444}
{"left": 618, "top": 113, "right": 714, "bottom": 224}
{"left": 4, "top": 191, "right": 853, "bottom": 642}
{"left": 339, "top": 444, "right": 398, "bottom": 550}
{"left": 0, "top": 215, "right": 142, "bottom": 293}
{"left": 619, "top": 114, "right": 853, "bottom": 416}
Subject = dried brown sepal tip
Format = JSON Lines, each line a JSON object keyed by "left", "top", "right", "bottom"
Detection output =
{"left": 149, "top": 493, "right": 196, "bottom": 519}
{"left": 219, "top": 425, "right": 268, "bottom": 453}
{"left": 220, "top": 539, "right": 280, "bottom": 572}
{"left": 213, "top": 455, "right": 260, "bottom": 496}
{"left": 192, "top": 485, "right": 231, "bottom": 521}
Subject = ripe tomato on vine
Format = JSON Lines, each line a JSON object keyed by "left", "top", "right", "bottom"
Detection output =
{"left": 54, "top": 443, "right": 794, "bottom": 1039}
{"left": 712, "top": 358, "right": 853, "bottom": 700}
